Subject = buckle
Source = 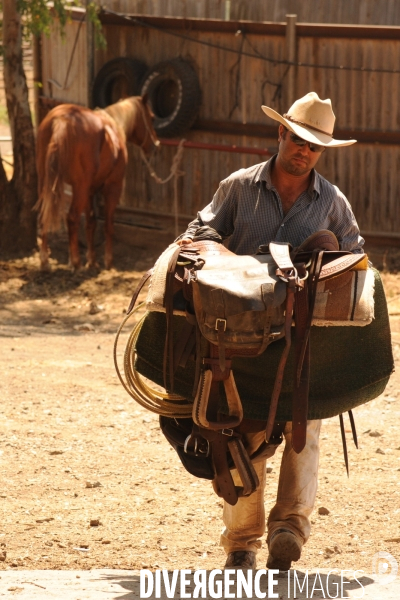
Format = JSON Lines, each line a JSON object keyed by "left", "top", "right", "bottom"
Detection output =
{"left": 215, "top": 318, "right": 227, "bottom": 331}
{"left": 184, "top": 434, "right": 210, "bottom": 457}
{"left": 222, "top": 428, "right": 234, "bottom": 436}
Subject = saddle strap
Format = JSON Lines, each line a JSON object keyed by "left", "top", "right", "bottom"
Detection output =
{"left": 269, "top": 240, "right": 294, "bottom": 272}
{"left": 339, "top": 410, "right": 359, "bottom": 477}
{"left": 126, "top": 269, "right": 153, "bottom": 315}
{"left": 291, "top": 282, "right": 310, "bottom": 453}
{"left": 295, "top": 250, "right": 324, "bottom": 386}
{"left": 228, "top": 437, "right": 259, "bottom": 497}
{"left": 199, "top": 427, "right": 259, "bottom": 506}
{"left": 202, "top": 430, "right": 238, "bottom": 504}
{"left": 292, "top": 250, "right": 323, "bottom": 453}
{"left": 339, "top": 413, "right": 349, "bottom": 476}
{"left": 173, "top": 321, "right": 196, "bottom": 371}
{"left": 348, "top": 409, "right": 358, "bottom": 449}
{"left": 163, "top": 246, "right": 184, "bottom": 392}
{"left": 265, "top": 275, "right": 296, "bottom": 443}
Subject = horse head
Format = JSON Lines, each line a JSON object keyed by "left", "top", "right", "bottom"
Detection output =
{"left": 127, "top": 95, "right": 160, "bottom": 155}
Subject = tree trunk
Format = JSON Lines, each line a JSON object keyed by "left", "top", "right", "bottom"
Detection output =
{"left": 1, "top": 0, "right": 37, "bottom": 255}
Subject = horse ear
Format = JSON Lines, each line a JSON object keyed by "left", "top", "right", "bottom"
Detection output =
{"left": 142, "top": 93, "right": 148, "bottom": 105}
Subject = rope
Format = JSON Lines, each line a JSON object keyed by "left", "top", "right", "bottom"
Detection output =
{"left": 140, "top": 138, "right": 185, "bottom": 185}
{"left": 113, "top": 302, "right": 193, "bottom": 417}
{"left": 140, "top": 139, "right": 186, "bottom": 238}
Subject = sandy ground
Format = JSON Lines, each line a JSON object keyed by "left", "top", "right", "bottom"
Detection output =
{"left": 0, "top": 235, "right": 399, "bottom": 581}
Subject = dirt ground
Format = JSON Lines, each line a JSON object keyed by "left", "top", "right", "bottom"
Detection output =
{"left": 0, "top": 235, "right": 400, "bottom": 576}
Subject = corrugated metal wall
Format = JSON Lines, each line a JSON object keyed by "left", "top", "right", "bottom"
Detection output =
{"left": 100, "top": 0, "right": 400, "bottom": 25}
{"left": 38, "top": 13, "right": 400, "bottom": 238}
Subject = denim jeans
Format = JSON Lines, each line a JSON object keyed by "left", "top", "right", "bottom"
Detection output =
{"left": 220, "top": 419, "right": 322, "bottom": 554}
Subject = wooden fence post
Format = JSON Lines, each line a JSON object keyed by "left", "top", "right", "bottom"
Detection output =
{"left": 285, "top": 14, "right": 297, "bottom": 108}
{"left": 86, "top": 0, "right": 95, "bottom": 108}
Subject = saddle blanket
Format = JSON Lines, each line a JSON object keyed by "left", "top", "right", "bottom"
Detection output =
{"left": 135, "top": 268, "right": 393, "bottom": 421}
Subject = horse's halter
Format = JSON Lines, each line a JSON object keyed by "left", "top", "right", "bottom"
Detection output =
{"left": 137, "top": 100, "right": 159, "bottom": 151}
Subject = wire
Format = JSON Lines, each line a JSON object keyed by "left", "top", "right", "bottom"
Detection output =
{"left": 101, "top": 8, "right": 400, "bottom": 76}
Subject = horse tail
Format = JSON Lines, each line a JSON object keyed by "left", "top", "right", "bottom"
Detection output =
{"left": 35, "top": 118, "right": 71, "bottom": 234}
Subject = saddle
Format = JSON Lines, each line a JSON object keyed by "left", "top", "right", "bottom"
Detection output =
{"left": 118, "top": 228, "right": 366, "bottom": 505}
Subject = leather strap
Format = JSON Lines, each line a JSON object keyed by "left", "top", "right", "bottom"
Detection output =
{"left": 163, "top": 246, "right": 184, "bottom": 392}
{"left": 348, "top": 409, "right": 358, "bottom": 449}
{"left": 295, "top": 249, "right": 324, "bottom": 387}
{"left": 265, "top": 274, "right": 296, "bottom": 443}
{"left": 228, "top": 436, "right": 259, "bottom": 497}
{"left": 269, "top": 241, "right": 294, "bottom": 272}
{"left": 198, "top": 427, "right": 259, "bottom": 505}
{"left": 291, "top": 282, "right": 310, "bottom": 453}
{"left": 126, "top": 269, "right": 152, "bottom": 315}
{"left": 200, "top": 428, "right": 238, "bottom": 505}
{"left": 173, "top": 321, "right": 195, "bottom": 370}
{"left": 339, "top": 413, "right": 349, "bottom": 477}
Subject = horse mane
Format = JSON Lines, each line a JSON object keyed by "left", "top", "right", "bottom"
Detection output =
{"left": 104, "top": 97, "right": 143, "bottom": 140}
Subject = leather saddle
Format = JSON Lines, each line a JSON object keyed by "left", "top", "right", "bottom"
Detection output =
{"left": 127, "top": 228, "right": 364, "bottom": 505}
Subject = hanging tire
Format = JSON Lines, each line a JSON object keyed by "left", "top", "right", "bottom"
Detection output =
{"left": 92, "top": 57, "right": 148, "bottom": 108}
{"left": 140, "top": 58, "right": 201, "bottom": 138}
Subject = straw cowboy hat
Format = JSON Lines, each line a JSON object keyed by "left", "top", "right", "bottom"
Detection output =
{"left": 261, "top": 92, "right": 356, "bottom": 148}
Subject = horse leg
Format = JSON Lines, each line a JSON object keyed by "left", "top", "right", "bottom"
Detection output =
{"left": 38, "top": 232, "right": 51, "bottom": 271}
{"left": 102, "top": 181, "right": 123, "bottom": 270}
{"left": 68, "top": 185, "right": 89, "bottom": 271}
{"left": 85, "top": 195, "right": 99, "bottom": 270}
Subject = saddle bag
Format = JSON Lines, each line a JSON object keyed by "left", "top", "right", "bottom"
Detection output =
{"left": 191, "top": 254, "right": 287, "bottom": 354}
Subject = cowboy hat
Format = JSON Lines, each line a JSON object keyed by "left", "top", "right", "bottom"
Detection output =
{"left": 261, "top": 92, "right": 356, "bottom": 147}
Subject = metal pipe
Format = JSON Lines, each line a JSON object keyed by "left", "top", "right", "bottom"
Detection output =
{"left": 160, "top": 139, "right": 274, "bottom": 156}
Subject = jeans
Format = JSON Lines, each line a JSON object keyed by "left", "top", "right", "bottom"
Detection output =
{"left": 220, "top": 419, "right": 322, "bottom": 554}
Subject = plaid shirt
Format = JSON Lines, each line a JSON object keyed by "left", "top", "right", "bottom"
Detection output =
{"left": 180, "top": 155, "right": 364, "bottom": 255}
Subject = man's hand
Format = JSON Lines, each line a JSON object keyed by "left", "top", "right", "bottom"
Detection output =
{"left": 176, "top": 238, "right": 193, "bottom": 246}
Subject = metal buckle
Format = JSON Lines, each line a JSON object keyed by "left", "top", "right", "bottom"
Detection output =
{"left": 277, "top": 266, "right": 298, "bottom": 283}
{"left": 184, "top": 434, "right": 210, "bottom": 457}
{"left": 222, "top": 428, "right": 234, "bottom": 436}
{"left": 215, "top": 318, "right": 227, "bottom": 331}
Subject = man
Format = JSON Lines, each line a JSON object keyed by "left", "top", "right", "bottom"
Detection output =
{"left": 177, "top": 92, "right": 364, "bottom": 570}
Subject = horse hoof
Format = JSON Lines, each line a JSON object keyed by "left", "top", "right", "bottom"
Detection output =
{"left": 86, "top": 262, "right": 100, "bottom": 273}
{"left": 40, "top": 261, "right": 52, "bottom": 272}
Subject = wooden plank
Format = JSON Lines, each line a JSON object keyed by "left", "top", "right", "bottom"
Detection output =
{"left": 96, "top": 0, "right": 400, "bottom": 26}
{"left": 96, "top": 10, "right": 400, "bottom": 39}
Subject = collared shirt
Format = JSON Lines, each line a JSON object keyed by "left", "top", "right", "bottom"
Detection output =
{"left": 181, "top": 155, "right": 364, "bottom": 255}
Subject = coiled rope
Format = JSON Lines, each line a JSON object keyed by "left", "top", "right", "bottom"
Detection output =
{"left": 113, "top": 301, "right": 193, "bottom": 417}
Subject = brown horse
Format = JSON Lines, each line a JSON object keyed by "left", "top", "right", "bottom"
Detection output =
{"left": 35, "top": 95, "right": 159, "bottom": 270}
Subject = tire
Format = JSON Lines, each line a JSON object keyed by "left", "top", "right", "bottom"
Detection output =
{"left": 140, "top": 58, "right": 201, "bottom": 138}
{"left": 92, "top": 57, "right": 147, "bottom": 108}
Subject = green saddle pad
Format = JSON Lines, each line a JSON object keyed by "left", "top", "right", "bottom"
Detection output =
{"left": 135, "top": 268, "right": 393, "bottom": 421}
